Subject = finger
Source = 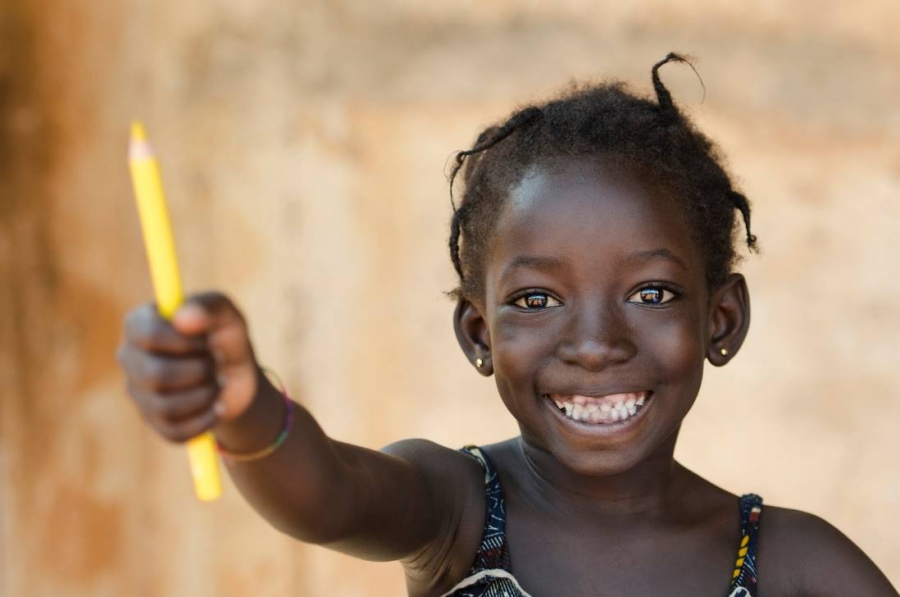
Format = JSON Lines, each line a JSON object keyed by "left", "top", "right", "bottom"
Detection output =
{"left": 124, "top": 303, "right": 208, "bottom": 355}
{"left": 120, "top": 347, "right": 216, "bottom": 392}
{"left": 172, "top": 292, "right": 243, "bottom": 337}
{"left": 130, "top": 383, "right": 221, "bottom": 422}
{"left": 153, "top": 406, "right": 221, "bottom": 443}
{"left": 173, "top": 292, "right": 255, "bottom": 375}
{"left": 173, "top": 292, "right": 255, "bottom": 367}
{"left": 171, "top": 292, "right": 258, "bottom": 419}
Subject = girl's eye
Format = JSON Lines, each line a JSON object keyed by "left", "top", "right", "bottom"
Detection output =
{"left": 628, "top": 286, "right": 677, "bottom": 305}
{"left": 513, "top": 293, "right": 561, "bottom": 310}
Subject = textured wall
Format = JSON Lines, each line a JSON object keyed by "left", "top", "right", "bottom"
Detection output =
{"left": 2, "top": 1, "right": 899, "bottom": 595}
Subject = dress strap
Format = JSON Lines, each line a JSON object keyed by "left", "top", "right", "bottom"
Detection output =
{"left": 728, "top": 493, "right": 763, "bottom": 597}
{"left": 459, "top": 445, "right": 512, "bottom": 573}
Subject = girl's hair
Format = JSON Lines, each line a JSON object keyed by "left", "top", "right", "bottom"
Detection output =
{"left": 448, "top": 53, "right": 758, "bottom": 302}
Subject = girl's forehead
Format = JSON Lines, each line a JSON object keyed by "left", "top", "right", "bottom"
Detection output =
{"left": 489, "top": 161, "right": 704, "bottom": 271}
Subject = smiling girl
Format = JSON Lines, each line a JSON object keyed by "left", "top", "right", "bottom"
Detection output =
{"left": 117, "top": 54, "right": 898, "bottom": 596}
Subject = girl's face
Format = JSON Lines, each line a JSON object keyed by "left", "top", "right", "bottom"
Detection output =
{"left": 456, "top": 158, "right": 748, "bottom": 477}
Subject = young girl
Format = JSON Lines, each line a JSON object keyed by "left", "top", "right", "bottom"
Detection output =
{"left": 117, "top": 54, "right": 898, "bottom": 596}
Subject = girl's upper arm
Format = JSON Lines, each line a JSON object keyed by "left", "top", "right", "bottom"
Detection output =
{"left": 322, "top": 439, "right": 484, "bottom": 582}
{"left": 762, "top": 507, "right": 898, "bottom": 597}
{"left": 379, "top": 439, "right": 486, "bottom": 591}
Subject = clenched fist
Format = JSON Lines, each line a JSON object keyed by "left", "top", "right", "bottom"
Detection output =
{"left": 117, "top": 292, "right": 260, "bottom": 442}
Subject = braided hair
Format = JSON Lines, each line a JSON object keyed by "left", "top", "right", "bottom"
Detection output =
{"left": 448, "top": 53, "right": 758, "bottom": 302}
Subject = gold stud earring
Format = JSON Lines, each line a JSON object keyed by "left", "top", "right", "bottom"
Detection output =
{"left": 720, "top": 348, "right": 729, "bottom": 356}
{"left": 475, "top": 358, "right": 484, "bottom": 368}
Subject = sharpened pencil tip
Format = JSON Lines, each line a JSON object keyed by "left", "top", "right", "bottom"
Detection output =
{"left": 130, "top": 121, "right": 147, "bottom": 143}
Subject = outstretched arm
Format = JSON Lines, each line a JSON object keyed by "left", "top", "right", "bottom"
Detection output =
{"left": 217, "top": 371, "right": 481, "bottom": 563}
{"left": 117, "top": 292, "right": 483, "bottom": 570}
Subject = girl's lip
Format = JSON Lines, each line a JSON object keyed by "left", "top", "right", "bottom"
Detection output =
{"left": 541, "top": 391, "right": 654, "bottom": 438}
{"left": 544, "top": 388, "right": 653, "bottom": 399}
{"left": 547, "top": 390, "right": 651, "bottom": 405}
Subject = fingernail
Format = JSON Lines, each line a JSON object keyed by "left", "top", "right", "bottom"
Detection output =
{"left": 214, "top": 401, "right": 227, "bottom": 417}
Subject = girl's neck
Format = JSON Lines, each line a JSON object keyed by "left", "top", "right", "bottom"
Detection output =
{"left": 515, "top": 430, "right": 694, "bottom": 522}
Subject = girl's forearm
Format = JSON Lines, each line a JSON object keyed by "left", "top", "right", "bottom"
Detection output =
{"left": 212, "top": 368, "right": 440, "bottom": 559}
{"left": 213, "top": 368, "right": 359, "bottom": 542}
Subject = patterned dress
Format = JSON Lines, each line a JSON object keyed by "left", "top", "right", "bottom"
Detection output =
{"left": 443, "top": 446, "right": 763, "bottom": 597}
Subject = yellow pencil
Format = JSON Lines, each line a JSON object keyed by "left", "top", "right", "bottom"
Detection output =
{"left": 129, "top": 121, "right": 222, "bottom": 502}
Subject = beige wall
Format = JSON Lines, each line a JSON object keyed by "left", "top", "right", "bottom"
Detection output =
{"left": 2, "top": 1, "right": 898, "bottom": 595}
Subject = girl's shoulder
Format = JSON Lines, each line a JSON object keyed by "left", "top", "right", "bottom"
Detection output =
{"left": 379, "top": 438, "right": 489, "bottom": 595}
{"left": 758, "top": 504, "right": 897, "bottom": 596}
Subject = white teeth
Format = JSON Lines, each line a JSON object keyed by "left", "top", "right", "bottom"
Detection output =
{"left": 550, "top": 392, "right": 650, "bottom": 424}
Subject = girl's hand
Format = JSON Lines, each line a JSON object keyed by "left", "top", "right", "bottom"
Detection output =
{"left": 116, "top": 291, "right": 259, "bottom": 442}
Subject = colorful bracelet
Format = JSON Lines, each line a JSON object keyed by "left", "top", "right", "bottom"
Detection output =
{"left": 216, "top": 370, "right": 295, "bottom": 463}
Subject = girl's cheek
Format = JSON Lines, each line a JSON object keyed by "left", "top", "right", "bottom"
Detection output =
{"left": 661, "top": 326, "right": 703, "bottom": 369}
{"left": 639, "top": 304, "right": 705, "bottom": 358}
{"left": 490, "top": 323, "right": 552, "bottom": 398}
{"left": 644, "top": 321, "right": 706, "bottom": 402}
{"left": 492, "top": 337, "right": 542, "bottom": 380}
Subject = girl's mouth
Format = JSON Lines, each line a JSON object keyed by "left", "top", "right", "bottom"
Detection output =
{"left": 544, "top": 391, "right": 653, "bottom": 426}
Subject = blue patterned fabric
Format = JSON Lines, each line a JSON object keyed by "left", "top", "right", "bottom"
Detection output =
{"left": 728, "top": 493, "right": 763, "bottom": 596}
{"left": 444, "top": 446, "right": 763, "bottom": 597}
{"left": 443, "top": 446, "right": 531, "bottom": 597}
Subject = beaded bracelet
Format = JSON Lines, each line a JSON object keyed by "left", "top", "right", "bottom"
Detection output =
{"left": 216, "top": 370, "right": 295, "bottom": 463}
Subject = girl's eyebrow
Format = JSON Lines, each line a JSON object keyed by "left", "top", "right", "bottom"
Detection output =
{"left": 500, "top": 255, "right": 565, "bottom": 282}
{"left": 621, "top": 248, "right": 688, "bottom": 271}
{"left": 499, "top": 250, "right": 686, "bottom": 284}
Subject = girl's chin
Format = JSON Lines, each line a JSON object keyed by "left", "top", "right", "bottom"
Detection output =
{"left": 548, "top": 443, "right": 652, "bottom": 478}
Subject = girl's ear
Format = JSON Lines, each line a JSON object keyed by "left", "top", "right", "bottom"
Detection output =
{"left": 453, "top": 298, "right": 493, "bottom": 376}
{"left": 707, "top": 273, "right": 751, "bottom": 367}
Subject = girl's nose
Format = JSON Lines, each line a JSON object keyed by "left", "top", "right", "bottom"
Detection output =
{"left": 556, "top": 304, "right": 636, "bottom": 371}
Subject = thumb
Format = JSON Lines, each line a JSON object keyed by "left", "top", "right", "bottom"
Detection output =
{"left": 173, "top": 292, "right": 252, "bottom": 361}
{"left": 173, "top": 291, "right": 259, "bottom": 419}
